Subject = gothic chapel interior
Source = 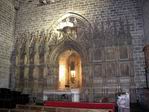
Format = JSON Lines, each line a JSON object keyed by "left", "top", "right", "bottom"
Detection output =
{"left": 0, "top": 0, "right": 149, "bottom": 110}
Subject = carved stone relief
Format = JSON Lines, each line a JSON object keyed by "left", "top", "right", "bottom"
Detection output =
{"left": 120, "top": 62, "right": 130, "bottom": 76}
{"left": 119, "top": 46, "right": 128, "bottom": 59}
{"left": 93, "top": 64, "right": 102, "bottom": 78}
{"left": 105, "top": 47, "right": 117, "bottom": 61}
{"left": 29, "top": 33, "right": 36, "bottom": 64}
{"left": 105, "top": 62, "right": 118, "bottom": 77}
{"left": 91, "top": 18, "right": 133, "bottom": 100}
{"left": 93, "top": 48, "right": 102, "bottom": 61}
{"left": 12, "top": 14, "right": 134, "bottom": 101}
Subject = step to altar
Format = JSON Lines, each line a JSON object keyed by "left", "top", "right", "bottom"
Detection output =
{"left": 0, "top": 103, "right": 115, "bottom": 112}
{"left": 16, "top": 103, "right": 114, "bottom": 112}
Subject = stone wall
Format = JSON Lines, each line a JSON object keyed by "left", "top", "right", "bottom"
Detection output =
{"left": 13, "top": 0, "right": 146, "bottom": 102}
{"left": 0, "top": 0, "right": 15, "bottom": 88}
{"left": 143, "top": 1, "right": 149, "bottom": 88}
{"left": 143, "top": 0, "right": 149, "bottom": 44}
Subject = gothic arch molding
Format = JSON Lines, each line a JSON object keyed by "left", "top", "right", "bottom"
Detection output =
{"left": 49, "top": 40, "right": 88, "bottom": 66}
{"left": 12, "top": 12, "right": 93, "bottom": 97}
{"left": 46, "top": 12, "right": 93, "bottom": 90}
{"left": 48, "top": 12, "right": 93, "bottom": 65}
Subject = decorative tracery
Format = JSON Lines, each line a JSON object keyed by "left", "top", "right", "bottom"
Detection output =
{"left": 12, "top": 13, "right": 134, "bottom": 102}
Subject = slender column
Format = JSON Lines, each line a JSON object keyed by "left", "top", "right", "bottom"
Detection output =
{"left": 143, "top": 45, "right": 149, "bottom": 88}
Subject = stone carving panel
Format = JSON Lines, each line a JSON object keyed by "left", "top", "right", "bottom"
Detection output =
{"left": 12, "top": 14, "right": 134, "bottom": 102}
{"left": 93, "top": 18, "right": 132, "bottom": 47}
{"left": 93, "top": 48, "right": 102, "bottom": 61}
{"left": 105, "top": 47, "right": 118, "bottom": 61}
{"left": 38, "top": 31, "right": 46, "bottom": 64}
{"left": 105, "top": 62, "right": 118, "bottom": 77}
{"left": 54, "top": 16, "right": 92, "bottom": 49}
{"left": 119, "top": 46, "right": 128, "bottom": 59}
{"left": 94, "top": 64, "right": 103, "bottom": 78}
{"left": 90, "top": 16, "right": 133, "bottom": 98}
{"left": 19, "top": 35, "right": 27, "bottom": 65}
{"left": 28, "top": 33, "right": 36, "bottom": 65}
{"left": 120, "top": 63, "right": 130, "bottom": 76}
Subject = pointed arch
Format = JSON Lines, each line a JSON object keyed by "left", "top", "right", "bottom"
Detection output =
{"left": 49, "top": 40, "right": 88, "bottom": 66}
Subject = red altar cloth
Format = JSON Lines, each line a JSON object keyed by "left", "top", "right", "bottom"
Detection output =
{"left": 44, "top": 101, "right": 115, "bottom": 112}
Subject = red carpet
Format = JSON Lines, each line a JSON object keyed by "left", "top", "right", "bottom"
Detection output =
{"left": 44, "top": 101, "right": 115, "bottom": 111}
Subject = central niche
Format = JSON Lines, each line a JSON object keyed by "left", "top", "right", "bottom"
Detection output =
{"left": 58, "top": 49, "right": 82, "bottom": 90}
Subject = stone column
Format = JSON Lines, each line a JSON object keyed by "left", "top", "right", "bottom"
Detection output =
{"left": 143, "top": 45, "right": 149, "bottom": 88}
{"left": 81, "top": 64, "right": 93, "bottom": 102}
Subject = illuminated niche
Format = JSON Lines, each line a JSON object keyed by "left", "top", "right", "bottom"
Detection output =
{"left": 58, "top": 50, "right": 82, "bottom": 90}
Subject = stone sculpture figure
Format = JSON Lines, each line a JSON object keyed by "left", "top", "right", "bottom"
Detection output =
{"left": 27, "top": 33, "right": 37, "bottom": 93}
{"left": 15, "top": 37, "right": 20, "bottom": 65}
{"left": 37, "top": 31, "right": 47, "bottom": 93}
{"left": 39, "top": 31, "right": 46, "bottom": 64}
{"left": 29, "top": 33, "right": 36, "bottom": 64}
{"left": 19, "top": 37, "right": 27, "bottom": 65}
{"left": 18, "top": 35, "right": 26, "bottom": 90}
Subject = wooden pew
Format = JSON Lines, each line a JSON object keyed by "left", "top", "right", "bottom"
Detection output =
{"left": 0, "top": 88, "right": 29, "bottom": 109}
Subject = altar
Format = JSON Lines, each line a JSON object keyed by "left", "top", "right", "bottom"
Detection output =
{"left": 43, "top": 89, "right": 80, "bottom": 102}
